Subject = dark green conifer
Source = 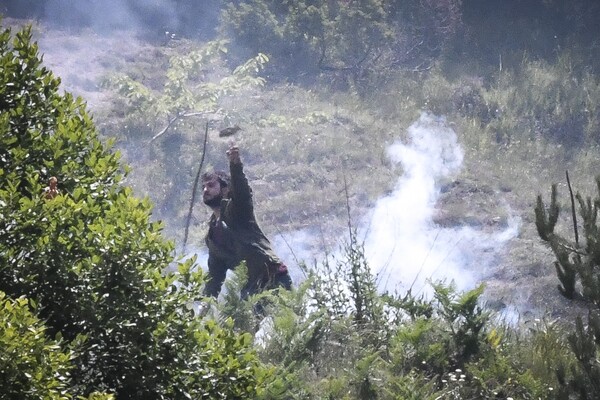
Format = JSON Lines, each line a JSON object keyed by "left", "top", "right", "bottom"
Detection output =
{"left": 535, "top": 176, "right": 600, "bottom": 399}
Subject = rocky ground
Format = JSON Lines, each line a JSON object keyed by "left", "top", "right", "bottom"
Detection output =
{"left": 434, "top": 171, "right": 590, "bottom": 325}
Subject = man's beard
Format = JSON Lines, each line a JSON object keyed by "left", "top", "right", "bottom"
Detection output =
{"left": 203, "top": 194, "right": 223, "bottom": 208}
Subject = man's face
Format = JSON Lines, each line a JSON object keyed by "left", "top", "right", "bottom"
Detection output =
{"left": 202, "top": 178, "right": 225, "bottom": 208}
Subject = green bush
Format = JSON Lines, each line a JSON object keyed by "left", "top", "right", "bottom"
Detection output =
{"left": 0, "top": 292, "right": 112, "bottom": 400}
{"left": 100, "top": 39, "right": 270, "bottom": 240}
{"left": 0, "top": 22, "right": 273, "bottom": 398}
{"left": 241, "top": 232, "right": 557, "bottom": 399}
{"left": 220, "top": 0, "right": 461, "bottom": 85}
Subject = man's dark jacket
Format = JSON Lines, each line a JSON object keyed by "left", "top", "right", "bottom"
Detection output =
{"left": 204, "top": 162, "right": 290, "bottom": 298}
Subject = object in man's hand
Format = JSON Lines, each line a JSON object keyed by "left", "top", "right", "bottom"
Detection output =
{"left": 219, "top": 125, "right": 241, "bottom": 137}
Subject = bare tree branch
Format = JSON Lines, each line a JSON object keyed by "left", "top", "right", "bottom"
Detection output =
{"left": 150, "top": 111, "right": 217, "bottom": 143}
{"left": 566, "top": 170, "right": 580, "bottom": 246}
{"left": 183, "top": 122, "right": 210, "bottom": 251}
{"left": 150, "top": 113, "right": 181, "bottom": 142}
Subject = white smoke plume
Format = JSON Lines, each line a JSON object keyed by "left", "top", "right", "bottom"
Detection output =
{"left": 362, "top": 113, "right": 519, "bottom": 296}
{"left": 270, "top": 113, "right": 519, "bottom": 300}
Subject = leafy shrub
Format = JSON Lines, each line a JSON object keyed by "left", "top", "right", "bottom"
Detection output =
{"left": 243, "top": 232, "right": 554, "bottom": 399}
{"left": 221, "top": 0, "right": 389, "bottom": 82}
{"left": 0, "top": 292, "right": 113, "bottom": 400}
{"left": 0, "top": 22, "right": 273, "bottom": 398}
{"left": 102, "top": 39, "right": 268, "bottom": 139}
{"left": 100, "top": 39, "right": 270, "bottom": 240}
{"left": 219, "top": 0, "right": 461, "bottom": 85}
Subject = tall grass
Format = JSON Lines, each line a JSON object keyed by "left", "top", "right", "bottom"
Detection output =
{"left": 209, "top": 238, "right": 574, "bottom": 398}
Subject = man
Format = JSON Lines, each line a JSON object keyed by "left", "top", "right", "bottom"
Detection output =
{"left": 43, "top": 176, "right": 59, "bottom": 199}
{"left": 202, "top": 145, "right": 292, "bottom": 299}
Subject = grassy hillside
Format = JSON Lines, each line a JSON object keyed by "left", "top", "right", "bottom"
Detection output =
{"left": 8, "top": 11, "right": 600, "bottom": 397}
{"left": 6, "top": 14, "right": 600, "bottom": 322}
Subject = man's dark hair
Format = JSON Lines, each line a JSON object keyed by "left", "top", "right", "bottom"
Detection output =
{"left": 201, "top": 170, "right": 230, "bottom": 188}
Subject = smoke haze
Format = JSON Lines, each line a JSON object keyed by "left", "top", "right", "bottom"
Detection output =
{"left": 270, "top": 114, "right": 519, "bottom": 300}
{"left": 5, "top": 12, "right": 521, "bottom": 303}
{"left": 361, "top": 114, "right": 519, "bottom": 295}
{"left": 2, "top": 0, "right": 220, "bottom": 38}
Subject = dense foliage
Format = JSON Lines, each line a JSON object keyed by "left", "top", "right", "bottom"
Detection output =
{"left": 0, "top": 23, "right": 272, "bottom": 399}
{"left": 5, "top": 0, "right": 598, "bottom": 74}
{"left": 209, "top": 235, "right": 562, "bottom": 399}
{"left": 4, "top": 0, "right": 600, "bottom": 396}
{"left": 219, "top": 0, "right": 461, "bottom": 85}
{"left": 0, "top": 292, "right": 110, "bottom": 400}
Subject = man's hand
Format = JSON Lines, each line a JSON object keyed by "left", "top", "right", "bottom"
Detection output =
{"left": 226, "top": 144, "right": 241, "bottom": 165}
